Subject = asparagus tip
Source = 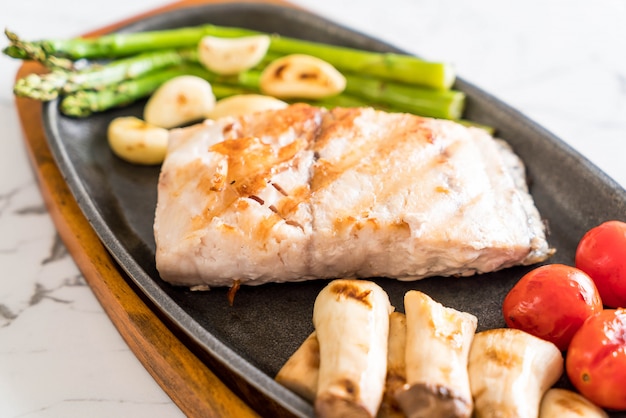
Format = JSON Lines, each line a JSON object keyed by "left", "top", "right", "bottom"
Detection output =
{"left": 60, "top": 91, "right": 94, "bottom": 118}
{"left": 3, "top": 28, "right": 75, "bottom": 69}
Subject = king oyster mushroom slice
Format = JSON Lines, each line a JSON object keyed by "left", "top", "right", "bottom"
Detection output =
{"left": 274, "top": 312, "right": 407, "bottom": 417}
{"left": 468, "top": 328, "right": 564, "bottom": 418}
{"left": 197, "top": 34, "right": 270, "bottom": 75}
{"left": 378, "top": 311, "right": 408, "bottom": 418}
{"left": 313, "top": 279, "right": 393, "bottom": 418}
{"left": 539, "top": 388, "right": 608, "bottom": 418}
{"left": 259, "top": 54, "right": 347, "bottom": 99}
{"left": 275, "top": 331, "right": 319, "bottom": 403}
{"left": 394, "top": 290, "right": 477, "bottom": 418}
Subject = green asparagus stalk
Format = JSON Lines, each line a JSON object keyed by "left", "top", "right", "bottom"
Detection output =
{"left": 5, "top": 25, "right": 455, "bottom": 90}
{"left": 4, "top": 29, "right": 75, "bottom": 69}
{"left": 3, "top": 26, "right": 256, "bottom": 61}
{"left": 14, "top": 47, "right": 198, "bottom": 101}
{"left": 59, "top": 65, "right": 258, "bottom": 117}
{"left": 59, "top": 62, "right": 463, "bottom": 121}
{"left": 343, "top": 74, "right": 465, "bottom": 120}
{"left": 269, "top": 37, "right": 455, "bottom": 91}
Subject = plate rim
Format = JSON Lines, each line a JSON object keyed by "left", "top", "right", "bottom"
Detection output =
{"left": 41, "top": 3, "right": 626, "bottom": 417}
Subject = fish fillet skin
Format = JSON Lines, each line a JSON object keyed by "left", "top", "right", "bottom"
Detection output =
{"left": 154, "top": 104, "right": 553, "bottom": 287}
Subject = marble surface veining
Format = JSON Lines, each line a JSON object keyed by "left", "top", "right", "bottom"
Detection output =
{"left": 1, "top": 0, "right": 625, "bottom": 417}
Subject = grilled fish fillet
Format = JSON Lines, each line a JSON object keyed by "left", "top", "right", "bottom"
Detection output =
{"left": 154, "top": 104, "right": 553, "bottom": 287}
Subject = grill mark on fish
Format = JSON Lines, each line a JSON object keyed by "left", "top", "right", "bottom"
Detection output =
{"left": 270, "top": 182, "right": 288, "bottom": 196}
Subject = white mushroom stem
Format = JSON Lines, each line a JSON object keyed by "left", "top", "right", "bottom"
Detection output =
{"left": 313, "top": 279, "right": 393, "bottom": 418}
{"left": 378, "top": 311, "right": 407, "bottom": 418}
{"left": 274, "top": 313, "right": 406, "bottom": 417}
{"left": 468, "top": 328, "right": 564, "bottom": 418}
{"left": 539, "top": 388, "right": 608, "bottom": 418}
{"left": 394, "top": 290, "right": 477, "bottom": 418}
{"left": 275, "top": 331, "right": 319, "bottom": 403}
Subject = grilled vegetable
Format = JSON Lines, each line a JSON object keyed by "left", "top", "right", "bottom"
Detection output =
{"left": 539, "top": 388, "right": 608, "bottom": 418}
{"left": 468, "top": 328, "right": 563, "bottom": 418}
{"left": 143, "top": 75, "right": 215, "bottom": 128}
{"left": 394, "top": 291, "right": 477, "bottom": 418}
{"left": 197, "top": 35, "right": 270, "bottom": 75}
{"left": 313, "top": 279, "right": 393, "bottom": 418}
{"left": 107, "top": 116, "right": 169, "bottom": 165}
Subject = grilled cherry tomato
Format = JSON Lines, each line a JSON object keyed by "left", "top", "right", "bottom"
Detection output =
{"left": 502, "top": 264, "right": 603, "bottom": 351}
{"left": 575, "top": 220, "right": 626, "bottom": 308}
{"left": 566, "top": 308, "right": 626, "bottom": 410}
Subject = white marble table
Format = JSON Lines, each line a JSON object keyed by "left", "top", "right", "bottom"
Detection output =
{"left": 1, "top": 1, "right": 624, "bottom": 416}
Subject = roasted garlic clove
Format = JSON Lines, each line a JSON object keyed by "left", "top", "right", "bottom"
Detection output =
{"left": 208, "top": 94, "right": 287, "bottom": 119}
{"left": 394, "top": 290, "right": 477, "bottom": 418}
{"left": 539, "top": 388, "right": 608, "bottom": 418}
{"left": 275, "top": 331, "right": 319, "bottom": 403}
{"left": 468, "top": 328, "right": 563, "bottom": 418}
{"left": 259, "top": 54, "right": 346, "bottom": 99}
{"left": 313, "top": 279, "right": 393, "bottom": 418}
{"left": 197, "top": 34, "right": 270, "bottom": 75}
{"left": 107, "top": 116, "right": 169, "bottom": 165}
{"left": 144, "top": 75, "right": 215, "bottom": 129}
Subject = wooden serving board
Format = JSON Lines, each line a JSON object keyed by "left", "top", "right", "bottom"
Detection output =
{"left": 14, "top": 1, "right": 297, "bottom": 416}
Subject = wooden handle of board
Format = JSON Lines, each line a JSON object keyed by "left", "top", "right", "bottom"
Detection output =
{"left": 13, "top": 1, "right": 300, "bottom": 416}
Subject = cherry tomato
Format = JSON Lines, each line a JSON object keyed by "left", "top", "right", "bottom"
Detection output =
{"left": 566, "top": 308, "right": 626, "bottom": 410}
{"left": 575, "top": 220, "right": 626, "bottom": 308}
{"left": 502, "top": 264, "right": 603, "bottom": 351}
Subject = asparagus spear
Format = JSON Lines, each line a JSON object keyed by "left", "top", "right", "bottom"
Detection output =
{"left": 4, "top": 29, "right": 76, "bottom": 69}
{"left": 14, "top": 47, "right": 198, "bottom": 101}
{"left": 3, "top": 26, "right": 255, "bottom": 63}
{"left": 59, "top": 64, "right": 254, "bottom": 117}
{"left": 344, "top": 74, "right": 465, "bottom": 120}
{"left": 59, "top": 63, "right": 463, "bottom": 120}
{"left": 5, "top": 24, "right": 455, "bottom": 90}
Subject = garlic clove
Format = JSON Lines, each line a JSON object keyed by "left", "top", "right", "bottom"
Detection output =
{"left": 107, "top": 116, "right": 169, "bottom": 165}
{"left": 208, "top": 94, "right": 287, "bottom": 119}
{"left": 198, "top": 35, "right": 270, "bottom": 75}
{"left": 144, "top": 75, "right": 215, "bottom": 129}
{"left": 259, "top": 54, "right": 346, "bottom": 99}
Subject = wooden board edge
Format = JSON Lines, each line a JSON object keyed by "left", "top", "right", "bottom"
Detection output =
{"left": 8, "top": 0, "right": 311, "bottom": 416}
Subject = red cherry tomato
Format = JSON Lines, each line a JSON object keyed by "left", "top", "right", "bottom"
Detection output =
{"left": 502, "top": 264, "right": 603, "bottom": 351}
{"left": 575, "top": 220, "right": 626, "bottom": 308}
{"left": 566, "top": 308, "right": 626, "bottom": 410}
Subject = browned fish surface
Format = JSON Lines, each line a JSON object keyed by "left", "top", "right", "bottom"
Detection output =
{"left": 154, "top": 104, "right": 553, "bottom": 287}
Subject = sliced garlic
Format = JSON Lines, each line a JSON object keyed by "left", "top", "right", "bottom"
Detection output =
{"left": 198, "top": 35, "right": 270, "bottom": 75}
{"left": 107, "top": 116, "right": 169, "bottom": 165}
{"left": 144, "top": 75, "right": 215, "bottom": 129}
{"left": 259, "top": 54, "right": 346, "bottom": 99}
{"left": 208, "top": 94, "right": 287, "bottom": 119}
